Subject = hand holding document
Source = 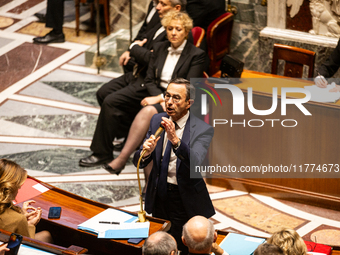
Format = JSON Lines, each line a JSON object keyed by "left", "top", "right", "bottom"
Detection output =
{"left": 305, "top": 82, "right": 340, "bottom": 103}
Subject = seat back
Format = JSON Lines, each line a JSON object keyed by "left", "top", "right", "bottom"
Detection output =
{"left": 271, "top": 43, "right": 316, "bottom": 78}
{"left": 192, "top": 26, "right": 205, "bottom": 48}
{"left": 206, "top": 12, "right": 234, "bottom": 76}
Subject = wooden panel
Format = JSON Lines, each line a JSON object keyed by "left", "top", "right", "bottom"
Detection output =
{"left": 208, "top": 71, "right": 340, "bottom": 210}
{"left": 21, "top": 177, "right": 169, "bottom": 255}
{"left": 216, "top": 230, "right": 340, "bottom": 254}
{"left": 0, "top": 228, "right": 87, "bottom": 254}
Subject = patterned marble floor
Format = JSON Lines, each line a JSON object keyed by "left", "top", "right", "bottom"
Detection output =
{"left": 1, "top": 0, "right": 340, "bottom": 249}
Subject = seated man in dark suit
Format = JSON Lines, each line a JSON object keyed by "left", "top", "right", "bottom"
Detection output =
{"left": 79, "top": 0, "right": 187, "bottom": 167}
{"left": 186, "top": 0, "right": 226, "bottom": 32}
{"left": 134, "top": 78, "right": 215, "bottom": 255}
{"left": 143, "top": 231, "right": 177, "bottom": 255}
{"left": 182, "top": 216, "right": 228, "bottom": 255}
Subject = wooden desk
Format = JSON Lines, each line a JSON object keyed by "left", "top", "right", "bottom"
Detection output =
{"left": 0, "top": 228, "right": 87, "bottom": 254}
{"left": 207, "top": 70, "right": 340, "bottom": 210}
{"left": 216, "top": 230, "right": 340, "bottom": 255}
{"left": 20, "top": 176, "right": 169, "bottom": 255}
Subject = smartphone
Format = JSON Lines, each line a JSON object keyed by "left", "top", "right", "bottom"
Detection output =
{"left": 5, "top": 233, "right": 22, "bottom": 255}
{"left": 48, "top": 207, "right": 62, "bottom": 219}
{"left": 127, "top": 238, "right": 143, "bottom": 244}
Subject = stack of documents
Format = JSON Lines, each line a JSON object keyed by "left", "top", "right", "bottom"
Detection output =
{"left": 305, "top": 83, "right": 340, "bottom": 103}
{"left": 218, "top": 233, "right": 265, "bottom": 255}
{"left": 78, "top": 208, "right": 149, "bottom": 239}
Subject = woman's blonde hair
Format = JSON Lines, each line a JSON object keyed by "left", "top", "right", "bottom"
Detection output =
{"left": 267, "top": 228, "right": 307, "bottom": 255}
{"left": 161, "top": 11, "right": 193, "bottom": 33}
{"left": 0, "top": 159, "right": 27, "bottom": 214}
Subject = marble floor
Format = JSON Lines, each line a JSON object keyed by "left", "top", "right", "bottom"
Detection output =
{"left": 1, "top": 0, "right": 340, "bottom": 249}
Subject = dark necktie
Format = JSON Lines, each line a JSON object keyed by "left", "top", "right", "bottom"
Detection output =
{"left": 158, "top": 122, "right": 179, "bottom": 200}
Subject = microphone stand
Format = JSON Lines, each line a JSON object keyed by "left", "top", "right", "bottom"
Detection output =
{"left": 136, "top": 150, "right": 148, "bottom": 223}
{"left": 135, "top": 125, "right": 164, "bottom": 223}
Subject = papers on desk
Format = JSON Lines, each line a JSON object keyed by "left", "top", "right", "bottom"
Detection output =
{"left": 305, "top": 83, "right": 340, "bottom": 103}
{"left": 219, "top": 233, "right": 265, "bottom": 255}
{"left": 0, "top": 242, "right": 56, "bottom": 255}
{"left": 78, "top": 208, "right": 149, "bottom": 239}
{"left": 98, "top": 222, "right": 150, "bottom": 239}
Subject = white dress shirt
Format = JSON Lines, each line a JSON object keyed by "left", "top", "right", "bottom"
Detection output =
{"left": 159, "top": 40, "right": 187, "bottom": 89}
{"left": 162, "top": 111, "right": 190, "bottom": 185}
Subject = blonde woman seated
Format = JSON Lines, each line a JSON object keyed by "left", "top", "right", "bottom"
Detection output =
{"left": 103, "top": 11, "right": 205, "bottom": 174}
{"left": 0, "top": 159, "right": 52, "bottom": 243}
{"left": 267, "top": 228, "right": 307, "bottom": 255}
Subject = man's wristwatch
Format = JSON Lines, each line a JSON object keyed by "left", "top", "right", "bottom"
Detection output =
{"left": 173, "top": 139, "right": 181, "bottom": 150}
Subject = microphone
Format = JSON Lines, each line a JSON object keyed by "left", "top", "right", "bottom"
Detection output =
{"left": 154, "top": 124, "right": 165, "bottom": 139}
{"left": 141, "top": 124, "right": 165, "bottom": 155}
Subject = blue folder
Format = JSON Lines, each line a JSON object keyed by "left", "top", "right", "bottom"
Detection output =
{"left": 219, "top": 233, "right": 266, "bottom": 255}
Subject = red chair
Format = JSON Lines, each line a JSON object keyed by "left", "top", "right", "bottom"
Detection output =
{"left": 206, "top": 12, "right": 234, "bottom": 76}
{"left": 271, "top": 43, "right": 315, "bottom": 78}
{"left": 192, "top": 26, "right": 205, "bottom": 48}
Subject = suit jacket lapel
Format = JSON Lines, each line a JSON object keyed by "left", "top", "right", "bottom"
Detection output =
{"left": 172, "top": 42, "right": 190, "bottom": 78}
{"left": 155, "top": 114, "right": 169, "bottom": 171}
{"left": 176, "top": 114, "right": 192, "bottom": 170}
{"left": 156, "top": 42, "right": 171, "bottom": 79}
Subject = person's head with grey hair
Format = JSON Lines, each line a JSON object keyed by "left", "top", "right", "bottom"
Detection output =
{"left": 254, "top": 243, "right": 284, "bottom": 255}
{"left": 182, "top": 216, "right": 217, "bottom": 254}
{"left": 156, "top": 0, "right": 186, "bottom": 19}
{"left": 142, "top": 231, "right": 177, "bottom": 255}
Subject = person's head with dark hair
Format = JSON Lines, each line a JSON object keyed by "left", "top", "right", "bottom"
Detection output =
{"left": 254, "top": 243, "right": 285, "bottom": 255}
{"left": 164, "top": 78, "right": 194, "bottom": 121}
{"left": 168, "top": 78, "right": 195, "bottom": 101}
{"left": 142, "top": 231, "right": 177, "bottom": 255}
{"left": 267, "top": 228, "right": 307, "bottom": 255}
{"left": 182, "top": 216, "right": 216, "bottom": 254}
{"left": 156, "top": 0, "right": 186, "bottom": 19}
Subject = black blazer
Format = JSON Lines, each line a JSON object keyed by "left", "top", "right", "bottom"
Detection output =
{"left": 187, "top": 0, "right": 226, "bottom": 31}
{"left": 130, "top": 30, "right": 194, "bottom": 68}
{"left": 133, "top": 112, "right": 215, "bottom": 219}
{"left": 133, "top": 1, "right": 160, "bottom": 43}
{"left": 143, "top": 40, "right": 206, "bottom": 96}
{"left": 318, "top": 39, "right": 340, "bottom": 77}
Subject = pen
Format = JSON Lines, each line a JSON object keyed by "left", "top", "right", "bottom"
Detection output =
{"left": 317, "top": 71, "right": 327, "bottom": 82}
{"left": 99, "top": 221, "right": 120, "bottom": 224}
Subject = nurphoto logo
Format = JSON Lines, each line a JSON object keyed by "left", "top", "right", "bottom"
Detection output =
{"left": 199, "top": 82, "right": 312, "bottom": 128}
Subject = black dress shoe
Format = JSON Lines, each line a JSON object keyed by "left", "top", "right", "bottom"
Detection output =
{"left": 33, "top": 31, "right": 65, "bottom": 44}
{"left": 34, "top": 13, "right": 46, "bottom": 23}
{"left": 102, "top": 164, "right": 124, "bottom": 175}
{"left": 79, "top": 154, "right": 113, "bottom": 167}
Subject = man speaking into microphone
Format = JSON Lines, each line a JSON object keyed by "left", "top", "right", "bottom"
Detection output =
{"left": 134, "top": 78, "right": 215, "bottom": 255}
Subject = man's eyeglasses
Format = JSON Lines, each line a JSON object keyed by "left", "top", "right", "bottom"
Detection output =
{"left": 164, "top": 93, "right": 182, "bottom": 103}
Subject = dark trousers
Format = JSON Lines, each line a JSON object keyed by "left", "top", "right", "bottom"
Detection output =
{"left": 90, "top": 73, "right": 149, "bottom": 156}
{"left": 153, "top": 186, "right": 189, "bottom": 255}
{"left": 46, "top": 0, "right": 64, "bottom": 31}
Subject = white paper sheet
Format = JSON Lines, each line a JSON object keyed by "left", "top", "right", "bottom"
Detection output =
{"left": 305, "top": 83, "right": 340, "bottom": 103}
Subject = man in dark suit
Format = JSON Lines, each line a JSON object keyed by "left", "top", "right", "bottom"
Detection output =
{"left": 315, "top": 39, "right": 340, "bottom": 88}
{"left": 134, "top": 78, "right": 215, "bottom": 254}
{"left": 143, "top": 231, "right": 177, "bottom": 255}
{"left": 186, "top": 0, "right": 226, "bottom": 32}
{"left": 79, "top": 0, "right": 187, "bottom": 167}
{"left": 33, "top": 0, "right": 65, "bottom": 44}
{"left": 182, "top": 216, "right": 227, "bottom": 255}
